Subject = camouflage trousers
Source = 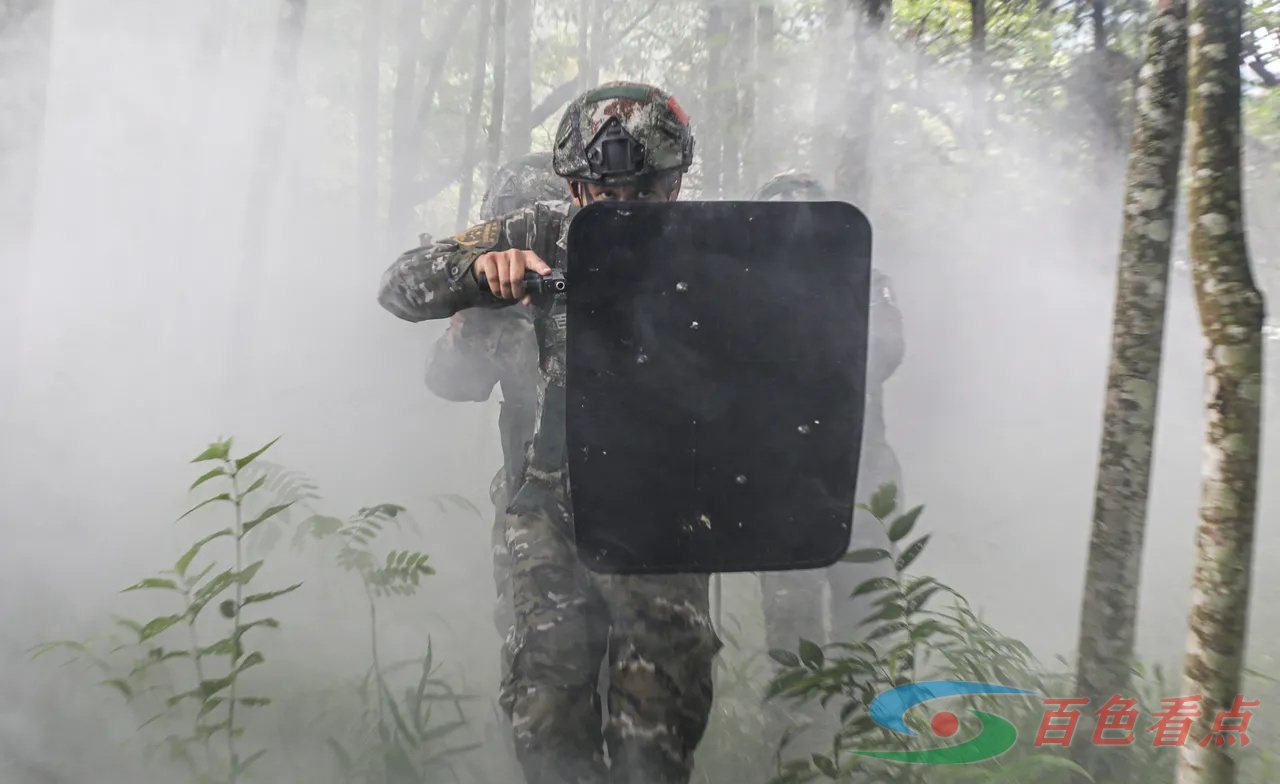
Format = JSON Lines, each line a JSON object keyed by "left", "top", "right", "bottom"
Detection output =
{"left": 495, "top": 483, "right": 723, "bottom": 784}
{"left": 758, "top": 443, "right": 904, "bottom": 760}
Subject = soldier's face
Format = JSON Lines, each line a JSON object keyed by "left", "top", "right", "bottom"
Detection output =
{"left": 571, "top": 177, "right": 680, "bottom": 206}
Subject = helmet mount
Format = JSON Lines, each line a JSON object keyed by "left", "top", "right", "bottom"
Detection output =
{"left": 586, "top": 118, "right": 647, "bottom": 180}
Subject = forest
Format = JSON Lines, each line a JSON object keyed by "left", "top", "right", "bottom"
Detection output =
{"left": 1, "top": 0, "right": 1279, "bottom": 783}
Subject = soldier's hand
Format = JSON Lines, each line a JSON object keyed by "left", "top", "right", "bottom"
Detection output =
{"left": 473, "top": 249, "right": 553, "bottom": 305}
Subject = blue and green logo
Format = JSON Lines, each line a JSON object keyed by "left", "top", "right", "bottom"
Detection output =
{"left": 849, "top": 680, "right": 1037, "bottom": 765}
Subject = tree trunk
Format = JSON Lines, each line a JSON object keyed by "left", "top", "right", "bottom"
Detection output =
{"left": 577, "top": 0, "right": 592, "bottom": 90}
{"left": 1089, "top": 0, "right": 1125, "bottom": 166}
{"left": 1070, "top": 1, "right": 1189, "bottom": 779}
{"left": 836, "top": 0, "right": 890, "bottom": 206}
{"left": 812, "top": 0, "right": 847, "bottom": 182}
{"left": 703, "top": 1, "right": 727, "bottom": 198}
{"left": 0, "top": 0, "right": 55, "bottom": 381}
{"left": 231, "top": 0, "right": 307, "bottom": 381}
{"left": 589, "top": 0, "right": 605, "bottom": 81}
{"left": 357, "top": 0, "right": 382, "bottom": 251}
{"left": 1090, "top": 0, "right": 1107, "bottom": 50}
{"left": 486, "top": 0, "right": 507, "bottom": 182}
{"left": 751, "top": 2, "right": 776, "bottom": 187}
{"left": 456, "top": 0, "right": 493, "bottom": 231}
{"left": 1176, "top": 0, "right": 1267, "bottom": 778}
{"left": 387, "top": 0, "right": 424, "bottom": 246}
{"left": 505, "top": 0, "right": 532, "bottom": 158}
{"left": 720, "top": 0, "right": 750, "bottom": 197}
{"left": 968, "top": 0, "right": 989, "bottom": 148}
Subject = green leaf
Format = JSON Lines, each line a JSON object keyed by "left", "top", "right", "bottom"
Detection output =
{"left": 198, "top": 697, "right": 224, "bottom": 719}
{"left": 420, "top": 719, "right": 467, "bottom": 745}
{"left": 178, "top": 493, "right": 231, "bottom": 522}
{"left": 101, "top": 678, "right": 133, "bottom": 700}
{"left": 812, "top": 753, "right": 839, "bottom": 778}
{"left": 234, "top": 560, "right": 265, "bottom": 586}
{"left": 241, "top": 583, "right": 302, "bottom": 606}
{"left": 849, "top": 576, "right": 897, "bottom": 598}
{"left": 907, "top": 586, "right": 946, "bottom": 613}
{"left": 979, "top": 754, "right": 1095, "bottom": 783}
{"left": 326, "top": 739, "right": 354, "bottom": 773}
{"left": 234, "top": 437, "right": 280, "bottom": 471}
{"left": 175, "top": 529, "right": 232, "bottom": 577}
{"left": 233, "top": 749, "right": 268, "bottom": 777}
{"left": 842, "top": 548, "right": 891, "bottom": 564}
{"left": 242, "top": 503, "right": 295, "bottom": 535}
{"left": 293, "top": 514, "right": 344, "bottom": 548}
{"left": 866, "top": 621, "right": 909, "bottom": 642}
{"left": 192, "top": 440, "right": 232, "bottom": 463}
{"left": 799, "top": 639, "right": 825, "bottom": 670}
{"left": 121, "top": 577, "right": 180, "bottom": 593}
{"left": 867, "top": 483, "right": 898, "bottom": 519}
{"left": 139, "top": 614, "right": 183, "bottom": 642}
{"left": 189, "top": 466, "right": 227, "bottom": 491}
{"left": 236, "top": 651, "right": 266, "bottom": 674}
{"left": 908, "top": 619, "right": 956, "bottom": 643}
{"left": 896, "top": 535, "right": 931, "bottom": 572}
{"left": 887, "top": 505, "right": 924, "bottom": 543}
{"left": 866, "top": 603, "right": 905, "bottom": 622}
{"left": 769, "top": 649, "right": 802, "bottom": 667}
{"left": 386, "top": 738, "right": 418, "bottom": 781}
{"left": 189, "top": 570, "right": 237, "bottom": 618}
{"left": 241, "top": 474, "right": 267, "bottom": 497}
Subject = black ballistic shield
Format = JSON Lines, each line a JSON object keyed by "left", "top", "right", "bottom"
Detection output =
{"left": 564, "top": 200, "right": 871, "bottom": 574}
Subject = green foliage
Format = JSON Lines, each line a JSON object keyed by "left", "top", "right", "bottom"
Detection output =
{"left": 32, "top": 437, "right": 298, "bottom": 783}
{"left": 289, "top": 486, "right": 482, "bottom": 783}
{"left": 29, "top": 436, "right": 479, "bottom": 784}
{"left": 764, "top": 483, "right": 1084, "bottom": 784}
{"left": 326, "top": 643, "right": 482, "bottom": 784}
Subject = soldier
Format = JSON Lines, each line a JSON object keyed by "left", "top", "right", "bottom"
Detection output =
{"left": 378, "top": 82, "right": 722, "bottom": 784}
{"left": 420, "top": 151, "right": 570, "bottom": 768}
{"left": 753, "top": 170, "right": 906, "bottom": 756}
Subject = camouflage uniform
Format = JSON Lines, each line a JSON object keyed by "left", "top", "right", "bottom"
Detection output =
{"left": 422, "top": 151, "right": 568, "bottom": 675}
{"left": 753, "top": 171, "right": 906, "bottom": 755}
{"left": 380, "top": 83, "right": 721, "bottom": 784}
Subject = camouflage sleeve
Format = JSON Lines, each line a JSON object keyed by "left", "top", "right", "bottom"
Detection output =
{"left": 423, "top": 307, "right": 532, "bottom": 402}
{"left": 377, "top": 210, "right": 534, "bottom": 323}
{"left": 867, "top": 269, "right": 905, "bottom": 383}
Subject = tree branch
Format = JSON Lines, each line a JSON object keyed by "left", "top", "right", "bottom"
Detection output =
{"left": 1243, "top": 33, "right": 1278, "bottom": 87}
{"left": 414, "top": 74, "right": 581, "bottom": 203}
{"left": 413, "top": 0, "right": 475, "bottom": 138}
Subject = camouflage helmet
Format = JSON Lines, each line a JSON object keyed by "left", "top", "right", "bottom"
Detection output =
{"left": 479, "top": 151, "right": 571, "bottom": 220}
{"left": 553, "top": 81, "right": 695, "bottom": 185}
{"left": 753, "top": 170, "right": 829, "bottom": 201}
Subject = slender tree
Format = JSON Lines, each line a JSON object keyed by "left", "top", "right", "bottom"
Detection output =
{"left": 1177, "top": 0, "right": 1267, "bottom": 779}
{"left": 751, "top": 2, "right": 777, "bottom": 183}
{"left": 457, "top": 0, "right": 494, "bottom": 230}
{"left": 505, "top": 0, "right": 533, "bottom": 158}
{"left": 835, "top": 0, "right": 889, "bottom": 206}
{"left": 0, "top": 0, "right": 55, "bottom": 381}
{"left": 703, "top": 0, "right": 728, "bottom": 198}
{"left": 1071, "top": 0, "right": 1189, "bottom": 779}
{"left": 486, "top": 0, "right": 508, "bottom": 182}
{"left": 230, "top": 0, "right": 307, "bottom": 382}
{"left": 387, "top": 0, "right": 425, "bottom": 246}
{"left": 357, "top": 0, "right": 383, "bottom": 251}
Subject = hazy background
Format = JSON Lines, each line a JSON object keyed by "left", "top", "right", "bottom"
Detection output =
{"left": 2, "top": 0, "right": 1277, "bottom": 781}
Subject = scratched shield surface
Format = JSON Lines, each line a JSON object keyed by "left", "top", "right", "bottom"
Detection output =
{"left": 564, "top": 200, "right": 872, "bottom": 574}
